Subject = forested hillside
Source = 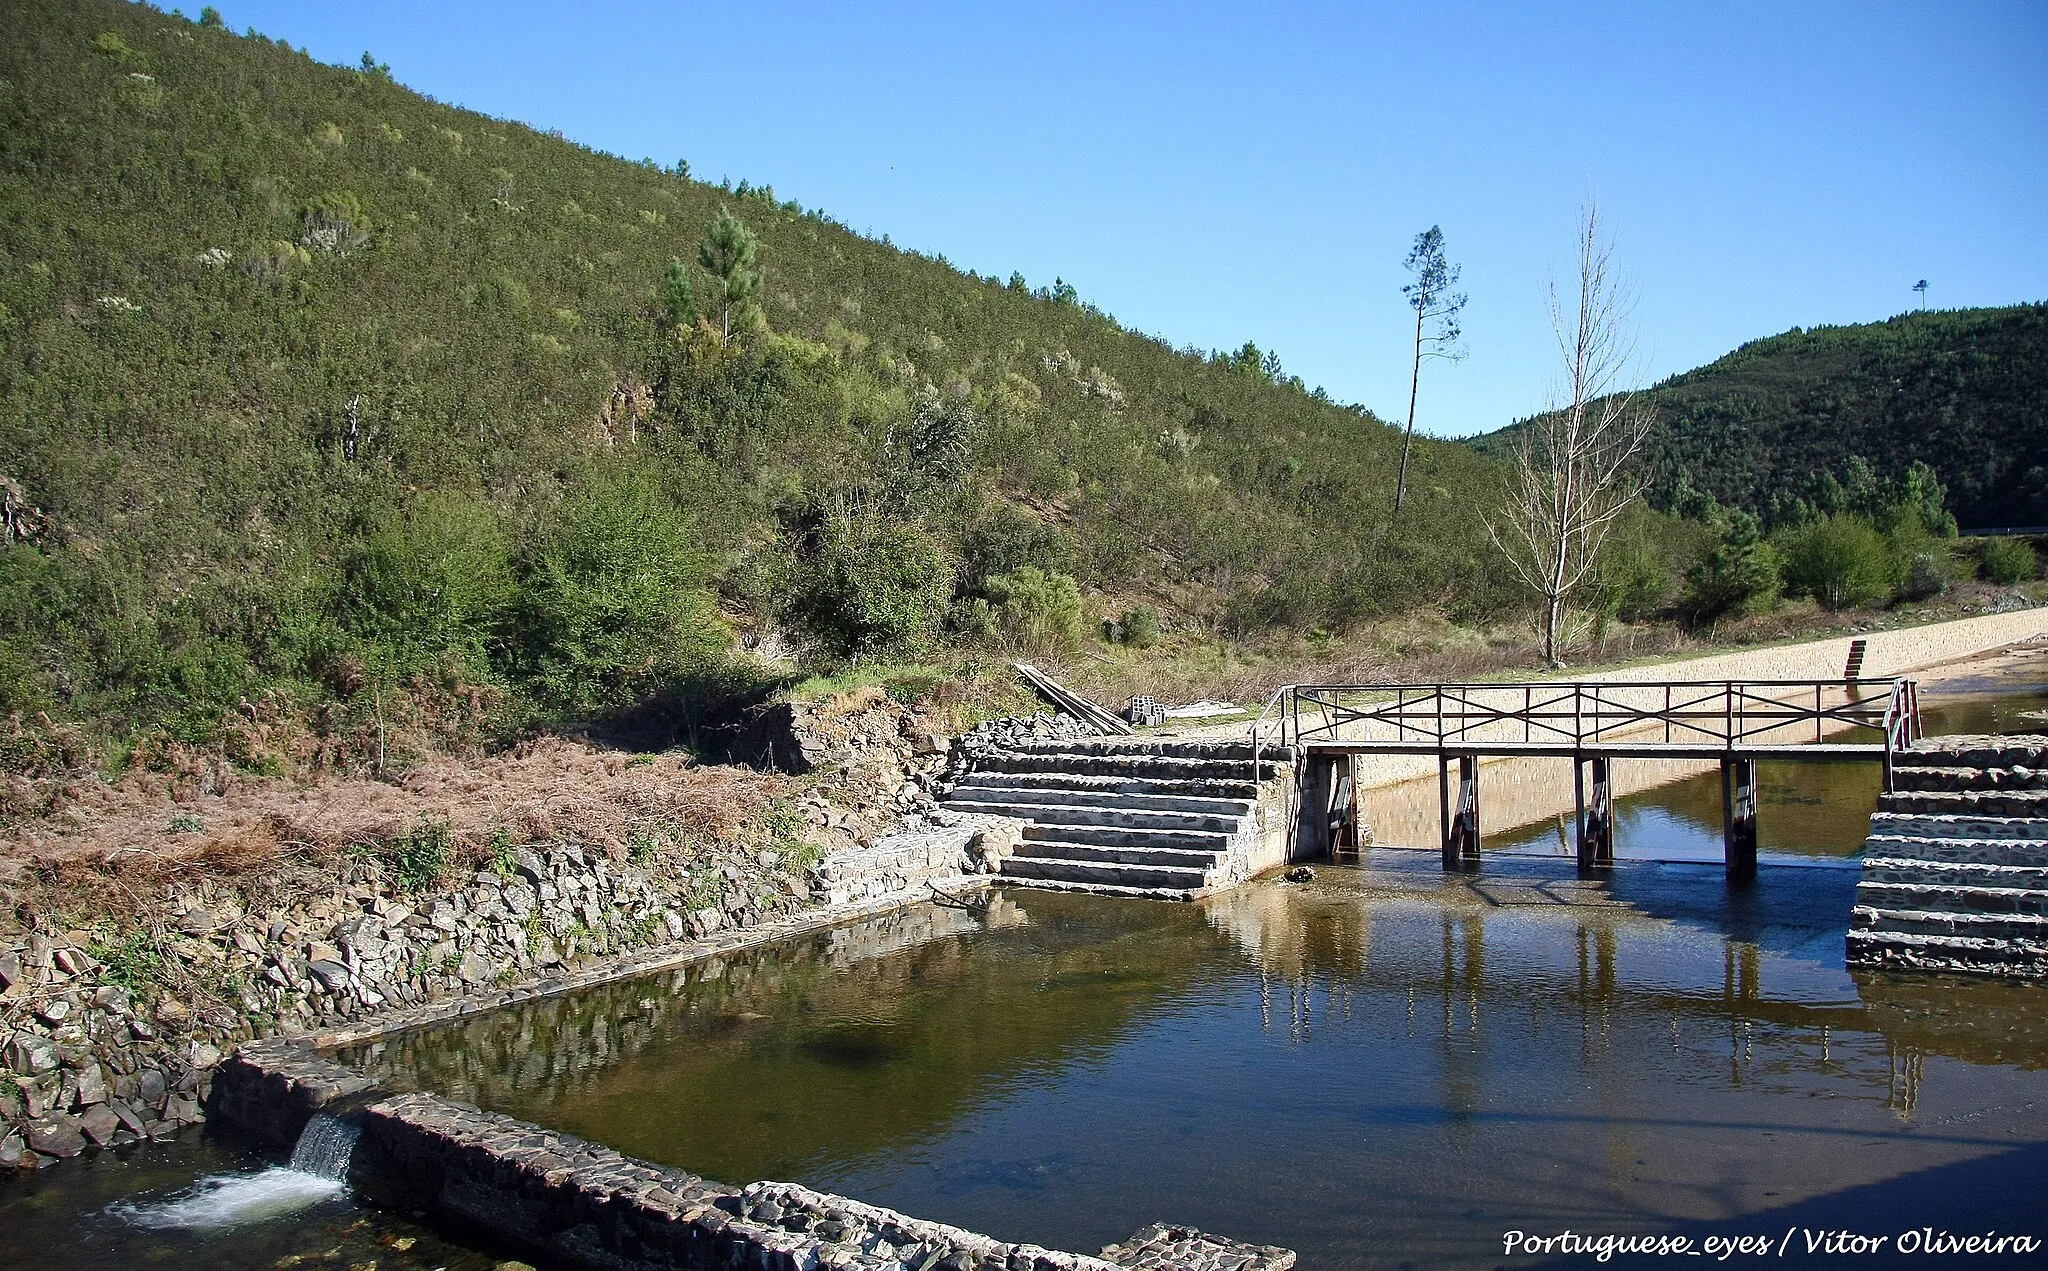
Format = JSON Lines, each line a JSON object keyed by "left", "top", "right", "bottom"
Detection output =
{"left": 1478, "top": 306, "right": 2048, "bottom": 528}
{"left": 0, "top": 0, "right": 1513, "bottom": 768}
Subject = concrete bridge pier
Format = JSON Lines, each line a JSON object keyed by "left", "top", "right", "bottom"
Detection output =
{"left": 1722, "top": 756, "right": 1760, "bottom": 884}
{"left": 1574, "top": 755, "right": 1615, "bottom": 873}
{"left": 1440, "top": 755, "right": 1481, "bottom": 872}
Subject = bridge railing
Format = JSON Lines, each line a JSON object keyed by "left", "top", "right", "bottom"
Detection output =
{"left": 1255, "top": 678, "right": 1919, "bottom": 764}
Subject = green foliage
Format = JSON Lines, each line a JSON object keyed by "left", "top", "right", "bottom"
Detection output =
{"left": 1682, "top": 507, "right": 1782, "bottom": 623}
{"left": 699, "top": 206, "right": 763, "bottom": 344}
{"left": 0, "top": 0, "right": 1516, "bottom": 770}
{"left": 978, "top": 566, "right": 1083, "bottom": 654}
{"left": 1513, "top": 307, "right": 2048, "bottom": 528}
{"left": 1113, "top": 606, "right": 1162, "bottom": 648}
{"left": 1777, "top": 515, "right": 1894, "bottom": 610}
{"left": 88, "top": 929, "right": 162, "bottom": 996}
{"left": 386, "top": 816, "right": 452, "bottom": 891}
{"left": 659, "top": 257, "right": 697, "bottom": 330}
{"left": 1980, "top": 537, "right": 2039, "bottom": 585}
{"left": 519, "top": 472, "right": 725, "bottom": 714}
{"left": 1900, "top": 551, "right": 1948, "bottom": 602}
{"left": 1593, "top": 528, "right": 1673, "bottom": 624}
{"left": 793, "top": 518, "right": 954, "bottom": 659}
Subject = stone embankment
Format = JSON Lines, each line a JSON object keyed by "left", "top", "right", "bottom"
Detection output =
{"left": 1, "top": 838, "right": 819, "bottom": 1169}
{"left": 0, "top": 707, "right": 1092, "bottom": 1174}
{"left": 1850, "top": 734, "right": 2048, "bottom": 976}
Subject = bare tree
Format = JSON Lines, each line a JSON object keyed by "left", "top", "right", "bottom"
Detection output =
{"left": 1488, "top": 206, "right": 1653, "bottom": 666}
{"left": 1393, "top": 226, "right": 1466, "bottom": 514}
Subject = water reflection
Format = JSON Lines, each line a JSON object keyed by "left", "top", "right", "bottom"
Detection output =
{"left": 348, "top": 862, "right": 2048, "bottom": 1269}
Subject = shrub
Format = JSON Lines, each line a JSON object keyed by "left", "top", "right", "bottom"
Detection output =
{"left": 981, "top": 566, "right": 1083, "bottom": 654}
{"left": 1114, "top": 606, "right": 1162, "bottom": 648}
{"left": 1899, "top": 552, "right": 1948, "bottom": 601}
{"left": 519, "top": 473, "right": 727, "bottom": 713}
{"left": 1682, "top": 508, "right": 1782, "bottom": 622}
{"left": 386, "top": 817, "right": 451, "bottom": 891}
{"left": 1980, "top": 537, "right": 2039, "bottom": 585}
{"left": 793, "top": 519, "right": 954, "bottom": 659}
{"left": 1779, "top": 515, "right": 1893, "bottom": 610}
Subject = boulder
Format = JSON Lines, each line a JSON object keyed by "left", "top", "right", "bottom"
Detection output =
{"left": 5, "top": 1032, "right": 59, "bottom": 1077}
{"left": 25, "top": 1115, "right": 86, "bottom": 1158}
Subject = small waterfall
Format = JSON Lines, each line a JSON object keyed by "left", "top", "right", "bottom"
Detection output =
{"left": 288, "top": 1114, "right": 362, "bottom": 1181}
{"left": 110, "top": 1115, "right": 359, "bottom": 1230}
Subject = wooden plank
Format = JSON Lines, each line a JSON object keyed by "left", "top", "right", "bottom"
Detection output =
{"left": 1013, "top": 663, "right": 1133, "bottom": 735}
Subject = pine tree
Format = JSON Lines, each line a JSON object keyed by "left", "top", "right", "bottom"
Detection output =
{"left": 659, "top": 258, "right": 696, "bottom": 331}
{"left": 698, "top": 207, "right": 762, "bottom": 347}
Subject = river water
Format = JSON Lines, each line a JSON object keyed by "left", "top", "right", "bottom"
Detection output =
{"left": 6, "top": 659, "right": 2047, "bottom": 1270}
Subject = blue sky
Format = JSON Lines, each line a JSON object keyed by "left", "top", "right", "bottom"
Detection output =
{"left": 214, "top": 1, "right": 2047, "bottom": 437}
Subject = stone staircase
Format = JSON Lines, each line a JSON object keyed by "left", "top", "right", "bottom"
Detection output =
{"left": 942, "top": 738, "right": 1290, "bottom": 900}
{"left": 1848, "top": 736, "right": 2048, "bottom": 976}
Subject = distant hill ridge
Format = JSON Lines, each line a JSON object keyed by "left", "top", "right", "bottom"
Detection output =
{"left": 1474, "top": 305, "right": 2048, "bottom": 528}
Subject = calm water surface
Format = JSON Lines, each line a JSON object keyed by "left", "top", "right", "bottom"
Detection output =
{"left": 346, "top": 864, "right": 2048, "bottom": 1269}
{"left": 10, "top": 661, "right": 2048, "bottom": 1269}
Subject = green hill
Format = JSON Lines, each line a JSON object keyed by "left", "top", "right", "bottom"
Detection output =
{"left": 0, "top": 0, "right": 1511, "bottom": 768}
{"left": 1475, "top": 305, "right": 2048, "bottom": 528}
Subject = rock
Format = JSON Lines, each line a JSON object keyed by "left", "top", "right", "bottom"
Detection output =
{"left": 5, "top": 1033, "right": 59, "bottom": 1076}
{"left": 164, "top": 1093, "right": 201, "bottom": 1125}
{"left": 75, "top": 1061, "right": 107, "bottom": 1106}
{"left": 0, "top": 953, "right": 18, "bottom": 991}
{"left": 0, "top": 1133, "right": 22, "bottom": 1168}
{"left": 78, "top": 1105, "right": 121, "bottom": 1147}
{"left": 136, "top": 1068, "right": 167, "bottom": 1106}
{"left": 458, "top": 951, "right": 494, "bottom": 986}
{"left": 1284, "top": 865, "right": 1316, "bottom": 882}
{"left": 35, "top": 999, "right": 71, "bottom": 1025}
{"left": 108, "top": 1099, "right": 147, "bottom": 1137}
{"left": 309, "top": 960, "right": 351, "bottom": 992}
{"left": 26, "top": 1115, "right": 86, "bottom": 1158}
{"left": 52, "top": 946, "right": 90, "bottom": 975}
{"left": 190, "top": 1041, "right": 223, "bottom": 1070}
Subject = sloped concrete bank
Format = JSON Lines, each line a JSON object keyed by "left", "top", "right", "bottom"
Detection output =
{"left": 208, "top": 880, "right": 1292, "bottom": 1271}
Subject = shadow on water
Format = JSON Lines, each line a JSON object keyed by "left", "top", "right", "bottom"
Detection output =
{"left": 341, "top": 856, "right": 2048, "bottom": 1269}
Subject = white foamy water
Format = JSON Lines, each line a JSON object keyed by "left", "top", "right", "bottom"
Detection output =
{"left": 110, "top": 1166, "right": 344, "bottom": 1230}
{"left": 111, "top": 1114, "right": 359, "bottom": 1230}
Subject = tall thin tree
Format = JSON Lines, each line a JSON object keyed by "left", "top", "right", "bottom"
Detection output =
{"left": 1487, "top": 205, "right": 1652, "bottom": 666}
{"left": 699, "top": 207, "right": 763, "bottom": 347}
{"left": 1393, "top": 226, "right": 1467, "bottom": 514}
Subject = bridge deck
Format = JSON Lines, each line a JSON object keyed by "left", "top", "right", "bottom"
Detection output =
{"left": 1302, "top": 739, "right": 1888, "bottom": 762}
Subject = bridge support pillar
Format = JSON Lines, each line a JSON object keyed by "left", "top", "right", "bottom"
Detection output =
{"left": 1722, "top": 756, "right": 1758, "bottom": 884}
{"left": 1440, "top": 754, "right": 1481, "bottom": 871}
{"left": 1575, "top": 755, "right": 1614, "bottom": 873}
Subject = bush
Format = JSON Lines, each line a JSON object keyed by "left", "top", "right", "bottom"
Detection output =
{"left": 337, "top": 493, "right": 517, "bottom": 670}
{"left": 386, "top": 817, "right": 451, "bottom": 891}
{"left": 1114, "top": 606, "right": 1162, "bottom": 648}
{"left": 793, "top": 518, "right": 955, "bottom": 659}
{"left": 1595, "top": 533, "right": 1672, "bottom": 623}
{"left": 1980, "top": 537, "right": 2039, "bottom": 585}
{"left": 519, "top": 472, "right": 727, "bottom": 713}
{"left": 1899, "top": 552, "right": 1948, "bottom": 601}
{"left": 981, "top": 566, "right": 1083, "bottom": 654}
{"left": 1779, "top": 515, "right": 1893, "bottom": 610}
{"left": 1682, "top": 508, "right": 1782, "bottom": 622}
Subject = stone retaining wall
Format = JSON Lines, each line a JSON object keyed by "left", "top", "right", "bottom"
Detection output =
{"left": 204, "top": 876, "right": 1284, "bottom": 1271}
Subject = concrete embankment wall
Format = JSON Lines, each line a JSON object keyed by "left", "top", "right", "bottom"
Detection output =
{"left": 1353, "top": 608, "right": 2048, "bottom": 848}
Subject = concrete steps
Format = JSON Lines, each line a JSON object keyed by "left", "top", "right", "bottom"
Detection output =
{"left": 943, "top": 738, "right": 1276, "bottom": 900}
{"left": 1848, "top": 737, "right": 2048, "bottom": 976}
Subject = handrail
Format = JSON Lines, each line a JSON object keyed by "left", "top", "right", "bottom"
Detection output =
{"left": 1249, "top": 684, "right": 1293, "bottom": 782}
{"left": 1266, "top": 677, "right": 1919, "bottom": 769}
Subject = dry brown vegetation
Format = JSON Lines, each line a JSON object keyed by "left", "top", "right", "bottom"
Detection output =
{"left": 4, "top": 737, "right": 793, "bottom": 897}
